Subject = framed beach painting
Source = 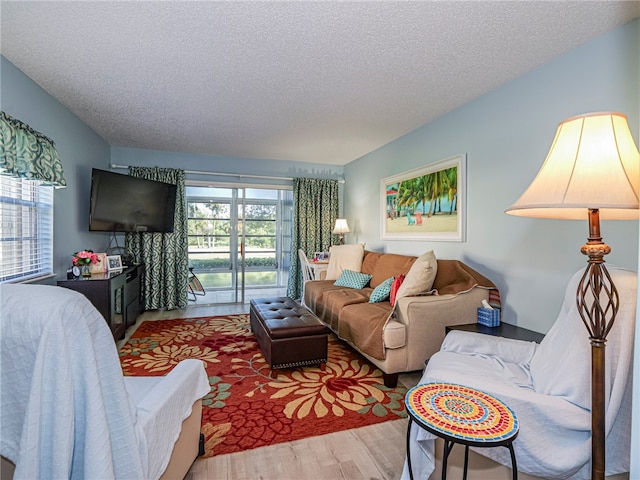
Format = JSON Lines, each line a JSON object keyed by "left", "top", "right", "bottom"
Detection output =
{"left": 381, "top": 154, "right": 466, "bottom": 241}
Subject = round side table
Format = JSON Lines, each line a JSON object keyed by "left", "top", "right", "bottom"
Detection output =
{"left": 405, "top": 382, "right": 519, "bottom": 480}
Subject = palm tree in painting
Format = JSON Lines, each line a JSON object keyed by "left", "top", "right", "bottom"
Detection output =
{"left": 416, "top": 174, "right": 430, "bottom": 214}
{"left": 445, "top": 167, "right": 458, "bottom": 214}
{"left": 397, "top": 178, "right": 420, "bottom": 216}
{"left": 427, "top": 169, "right": 448, "bottom": 218}
{"left": 394, "top": 166, "right": 458, "bottom": 220}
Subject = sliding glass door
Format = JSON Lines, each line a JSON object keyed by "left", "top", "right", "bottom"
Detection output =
{"left": 186, "top": 186, "right": 292, "bottom": 304}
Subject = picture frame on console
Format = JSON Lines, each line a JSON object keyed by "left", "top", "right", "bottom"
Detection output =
{"left": 89, "top": 252, "right": 107, "bottom": 274}
{"left": 381, "top": 154, "right": 466, "bottom": 242}
{"left": 106, "top": 255, "right": 123, "bottom": 272}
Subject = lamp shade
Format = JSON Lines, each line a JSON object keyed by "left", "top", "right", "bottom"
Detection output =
{"left": 332, "top": 218, "right": 350, "bottom": 234}
{"left": 506, "top": 112, "right": 640, "bottom": 220}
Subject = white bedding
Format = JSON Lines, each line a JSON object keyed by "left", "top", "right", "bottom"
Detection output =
{"left": 124, "top": 359, "right": 210, "bottom": 480}
{"left": 1, "top": 284, "right": 210, "bottom": 480}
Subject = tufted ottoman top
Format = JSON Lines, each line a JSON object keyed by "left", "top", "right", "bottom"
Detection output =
{"left": 250, "top": 297, "right": 329, "bottom": 339}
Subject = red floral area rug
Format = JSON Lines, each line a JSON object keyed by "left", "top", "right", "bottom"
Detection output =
{"left": 118, "top": 314, "right": 407, "bottom": 457}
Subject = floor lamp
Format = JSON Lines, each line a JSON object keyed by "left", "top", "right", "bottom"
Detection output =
{"left": 506, "top": 112, "right": 639, "bottom": 480}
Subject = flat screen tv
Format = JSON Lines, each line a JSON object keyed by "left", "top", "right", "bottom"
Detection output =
{"left": 89, "top": 169, "right": 177, "bottom": 232}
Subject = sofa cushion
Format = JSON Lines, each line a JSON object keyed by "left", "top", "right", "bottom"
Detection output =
{"left": 396, "top": 250, "right": 437, "bottom": 299}
{"left": 326, "top": 244, "right": 365, "bottom": 280}
{"left": 369, "top": 276, "right": 394, "bottom": 303}
{"left": 361, "top": 250, "right": 384, "bottom": 276}
{"left": 338, "top": 302, "right": 394, "bottom": 360}
{"left": 323, "top": 287, "right": 372, "bottom": 331}
{"left": 369, "top": 253, "right": 417, "bottom": 288}
{"left": 303, "top": 281, "right": 371, "bottom": 331}
{"left": 334, "top": 269, "right": 372, "bottom": 289}
{"left": 389, "top": 274, "right": 405, "bottom": 307}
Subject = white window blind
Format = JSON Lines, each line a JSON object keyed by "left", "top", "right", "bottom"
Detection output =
{"left": 0, "top": 176, "right": 53, "bottom": 283}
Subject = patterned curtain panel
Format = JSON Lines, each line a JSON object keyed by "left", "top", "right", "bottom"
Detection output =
{"left": 0, "top": 111, "right": 66, "bottom": 187}
{"left": 286, "top": 177, "right": 339, "bottom": 299}
{"left": 125, "top": 167, "right": 188, "bottom": 310}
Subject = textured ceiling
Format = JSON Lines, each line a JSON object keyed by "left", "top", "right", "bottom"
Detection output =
{"left": 1, "top": 1, "right": 638, "bottom": 165}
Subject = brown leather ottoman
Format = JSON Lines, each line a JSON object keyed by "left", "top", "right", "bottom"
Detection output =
{"left": 250, "top": 297, "right": 329, "bottom": 377}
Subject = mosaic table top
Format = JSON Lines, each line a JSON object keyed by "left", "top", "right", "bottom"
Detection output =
{"left": 405, "top": 382, "right": 519, "bottom": 445}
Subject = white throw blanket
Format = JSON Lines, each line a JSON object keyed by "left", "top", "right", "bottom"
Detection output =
{"left": 124, "top": 359, "right": 211, "bottom": 480}
{"left": 1, "top": 284, "right": 211, "bottom": 480}
{"left": 402, "top": 267, "right": 636, "bottom": 480}
{"left": 1, "top": 284, "right": 145, "bottom": 479}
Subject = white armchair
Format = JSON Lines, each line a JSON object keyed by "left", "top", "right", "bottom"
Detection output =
{"left": 0, "top": 284, "right": 211, "bottom": 480}
{"left": 403, "top": 267, "right": 637, "bottom": 480}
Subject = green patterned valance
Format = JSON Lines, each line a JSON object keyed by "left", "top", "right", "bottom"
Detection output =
{"left": 0, "top": 111, "right": 66, "bottom": 187}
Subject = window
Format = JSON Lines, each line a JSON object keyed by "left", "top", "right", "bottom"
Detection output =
{"left": 186, "top": 186, "right": 292, "bottom": 300}
{"left": 0, "top": 176, "right": 53, "bottom": 283}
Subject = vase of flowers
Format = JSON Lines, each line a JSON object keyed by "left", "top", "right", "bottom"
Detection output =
{"left": 73, "top": 250, "right": 98, "bottom": 277}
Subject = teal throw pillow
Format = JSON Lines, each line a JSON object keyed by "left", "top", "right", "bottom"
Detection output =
{"left": 369, "top": 276, "right": 395, "bottom": 303}
{"left": 334, "top": 269, "right": 372, "bottom": 289}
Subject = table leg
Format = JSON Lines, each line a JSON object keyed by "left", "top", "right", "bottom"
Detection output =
{"left": 463, "top": 445, "right": 469, "bottom": 480}
{"left": 406, "top": 417, "right": 414, "bottom": 480}
{"left": 442, "top": 439, "right": 455, "bottom": 480}
{"left": 507, "top": 443, "right": 518, "bottom": 480}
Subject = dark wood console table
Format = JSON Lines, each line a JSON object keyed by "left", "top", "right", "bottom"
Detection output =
{"left": 446, "top": 322, "right": 545, "bottom": 343}
{"left": 57, "top": 264, "right": 145, "bottom": 340}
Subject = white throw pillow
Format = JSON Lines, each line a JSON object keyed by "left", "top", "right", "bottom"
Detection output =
{"left": 325, "top": 244, "right": 365, "bottom": 280}
{"left": 395, "top": 250, "right": 437, "bottom": 299}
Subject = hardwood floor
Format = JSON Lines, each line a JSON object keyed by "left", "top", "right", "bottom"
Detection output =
{"left": 122, "top": 303, "right": 422, "bottom": 480}
{"left": 186, "top": 419, "right": 410, "bottom": 480}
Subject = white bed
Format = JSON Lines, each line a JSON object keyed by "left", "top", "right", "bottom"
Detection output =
{"left": 0, "top": 284, "right": 211, "bottom": 480}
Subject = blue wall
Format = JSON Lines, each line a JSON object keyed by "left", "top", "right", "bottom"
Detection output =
{"left": 343, "top": 19, "right": 640, "bottom": 333}
{"left": 110, "top": 147, "right": 344, "bottom": 188}
{"left": 1, "top": 56, "right": 112, "bottom": 281}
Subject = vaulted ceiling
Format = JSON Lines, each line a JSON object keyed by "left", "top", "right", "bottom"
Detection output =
{"left": 1, "top": 1, "right": 638, "bottom": 165}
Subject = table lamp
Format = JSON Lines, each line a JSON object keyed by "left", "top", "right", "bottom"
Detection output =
{"left": 333, "top": 218, "right": 350, "bottom": 244}
{"left": 505, "top": 111, "right": 639, "bottom": 480}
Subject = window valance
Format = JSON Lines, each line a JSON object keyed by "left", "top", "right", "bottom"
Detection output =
{"left": 0, "top": 111, "right": 66, "bottom": 187}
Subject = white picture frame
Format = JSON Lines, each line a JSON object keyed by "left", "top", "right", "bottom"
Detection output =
{"left": 313, "top": 252, "right": 330, "bottom": 262}
{"left": 381, "top": 154, "right": 467, "bottom": 242}
{"left": 106, "top": 254, "right": 123, "bottom": 272}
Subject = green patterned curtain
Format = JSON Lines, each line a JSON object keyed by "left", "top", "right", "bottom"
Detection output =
{"left": 287, "top": 177, "right": 339, "bottom": 299}
{"left": 125, "top": 167, "right": 188, "bottom": 310}
{"left": 0, "top": 111, "right": 66, "bottom": 187}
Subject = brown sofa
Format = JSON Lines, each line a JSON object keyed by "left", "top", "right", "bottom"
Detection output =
{"left": 303, "top": 250, "right": 497, "bottom": 387}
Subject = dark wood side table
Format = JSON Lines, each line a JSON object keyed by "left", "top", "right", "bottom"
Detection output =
{"left": 446, "top": 322, "right": 544, "bottom": 344}
{"left": 57, "top": 264, "right": 145, "bottom": 340}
